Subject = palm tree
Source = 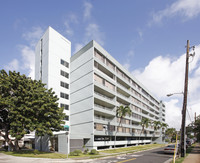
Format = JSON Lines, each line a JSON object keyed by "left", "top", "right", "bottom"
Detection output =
{"left": 153, "top": 121, "right": 161, "bottom": 133}
{"left": 161, "top": 122, "right": 168, "bottom": 130}
{"left": 114, "top": 105, "right": 132, "bottom": 148}
{"left": 139, "top": 117, "right": 150, "bottom": 143}
{"left": 160, "top": 122, "right": 168, "bottom": 141}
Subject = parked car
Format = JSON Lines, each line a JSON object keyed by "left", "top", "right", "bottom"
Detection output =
{"left": 164, "top": 144, "right": 179, "bottom": 154}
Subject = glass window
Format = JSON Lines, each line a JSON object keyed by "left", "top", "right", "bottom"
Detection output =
{"left": 60, "top": 92, "right": 69, "bottom": 99}
{"left": 60, "top": 81, "right": 69, "bottom": 89}
{"left": 61, "top": 59, "right": 69, "bottom": 68}
{"left": 60, "top": 103, "right": 69, "bottom": 110}
{"left": 64, "top": 115, "right": 69, "bottom": 121}
{"left": 60, "top": 70, "right": 69, "bottom": 78}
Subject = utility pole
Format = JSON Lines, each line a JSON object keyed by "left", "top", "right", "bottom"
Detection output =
{"left": 180, "top": 40, "right": 190, "bottom": 157}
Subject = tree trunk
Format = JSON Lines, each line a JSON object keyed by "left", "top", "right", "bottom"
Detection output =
{"left": 14, "top": 139, "right": 20, "bottom": 151}
{"left": 3, "top": 127, "right": 15, "bottom": 151}
{"left": 114, "top": 119, "right": 122, "bottom": 148}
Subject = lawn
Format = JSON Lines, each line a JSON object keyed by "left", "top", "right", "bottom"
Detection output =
{"left": 0, "top": 150, "right": 101, "bottom": 159}
{"left": 0, "top": 144, "right": 167, "bottom": 159}
{"left": 0, "top": 150, "right": 67, "bottom": 159}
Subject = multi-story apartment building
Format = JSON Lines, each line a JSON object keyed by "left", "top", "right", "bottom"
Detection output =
{"left": 34, "top": 27, "right": 165, "bottom": 153}
{"left": 70, "top": 40, "right": 166, "bottom": 150}
{"left": 35, "top": 26, "right": 71, "bottom": 153}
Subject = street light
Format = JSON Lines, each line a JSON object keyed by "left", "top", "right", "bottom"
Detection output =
{"left": 166, "top": 92, "right": 183, "bottom": 97}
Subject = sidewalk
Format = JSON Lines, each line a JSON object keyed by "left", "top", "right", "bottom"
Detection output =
{"left": 182, "top": 143, "right": 200, "bottom": 163}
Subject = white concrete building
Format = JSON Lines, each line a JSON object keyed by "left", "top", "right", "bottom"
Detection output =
{"left": 34, "top": 27, "right": 166, "bottom": 152}
{"left": 70, "top": 40, "right": 166, "bottom": 150}
{"left": 35, "top": 26, "right": 71, "bottom": 153}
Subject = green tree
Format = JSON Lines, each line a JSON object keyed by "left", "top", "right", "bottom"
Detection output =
{"left": 165, "top": 128, "right": 176, "bottom": 142}
{"left": 0, "top": 70, "right": 65, "bottom": 151}
{"left": 114, "top": 105, "right": 132, "bottom": 148}
{"left": 193, "top": 115, "right": 200, "bottom": 142}
{"left": 153, "top": 121, "right": 161, "bottom": 131}
{"left": 139, "top": 117, "right": 151, "bottom": 141}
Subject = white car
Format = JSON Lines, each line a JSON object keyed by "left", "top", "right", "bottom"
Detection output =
{"left": 164, "top": 144, "right": 179, "bottom": 154}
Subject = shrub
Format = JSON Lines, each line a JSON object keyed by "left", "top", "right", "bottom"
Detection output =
{"left": 69, "top": 151, "right": 74, "bottom": 156}
{"left": 33, "top": 149, "right": 40, "bottom": 155}
{"left": 89, "top": 149, "right": 99, "bottom": 155}
{"left": 84, "top": 148, "right": 89, "bottom": 154}
{"left": 70, "top": 149, "right": 82, "bottom": 156}
{"left": 165, "top": 139, "right": 170, "bottom": 143}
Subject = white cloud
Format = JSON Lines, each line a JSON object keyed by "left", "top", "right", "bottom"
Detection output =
{"left": 83, "top": 1, "right": 92, "bottom": 20}
{"left": 137, "top": 29, "right": 143, "bottom": 40}
{"left": 165, "top": 99, "right": 182, "bottom": 130}
{"left": 64, "top": 14, "right": 78, "bottom": 36}
{"left": 150, "top": 0, "right": 200, "bottom": 24}
{"left": 5, "top": 26, "right": 43, "bottom": 79}
{"left": 22, "top": 26, "right": 44, "bottom": 47}
{"left": 123, "top": 63, "right": 131, "bottom": 71}
{"left": 132, "top": 45, "right": 200, "bottom": 129}
{"left": 74, "top": 43, "right": 84, "bottom": 54}
{"left": 19, "top": 45, "right": 35, "bottom": 79}
{"left": 85, "top": 23, "right": 104, "bottom": 46}
{"left": 4, "top": 59, "right": 19, "bottom": 71}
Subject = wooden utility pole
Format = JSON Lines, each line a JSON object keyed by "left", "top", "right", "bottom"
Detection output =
{"left": 180, "top": 40, "right": 190, "bottom": 157}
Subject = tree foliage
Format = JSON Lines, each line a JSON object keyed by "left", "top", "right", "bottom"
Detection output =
{"left": 187, "top": 114, "right": 200, "bottom": 141}
{"left": 194, "top": 115, "right": 200, "bottom": 141}
{"left": 114, "top": 105, "right": 131, "bottom": 148}
{"left": 165, "top": 128, "right": 176, "bottom": 142}
{"left": 0, "top": 70, "right": 65, "bottom": 151}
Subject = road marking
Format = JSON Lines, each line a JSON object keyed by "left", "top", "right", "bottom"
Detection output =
{"left": 129, "top": 154, "right": 143, "bottom": 157}
{"left": 117, "top": 158, "right": 136, "bottom": 163}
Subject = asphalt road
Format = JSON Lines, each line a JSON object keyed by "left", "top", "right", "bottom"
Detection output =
{"left": 91, "top": 147, "right": 173, "bottom": 163}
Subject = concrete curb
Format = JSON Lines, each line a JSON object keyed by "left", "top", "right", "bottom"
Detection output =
{"left": 163, "top": 158, "right": 173, "bottom": 163}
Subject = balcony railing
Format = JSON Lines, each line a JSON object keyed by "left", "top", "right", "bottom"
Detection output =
{"left": 94, "top": 103, "right": 115, "bottom": 112}
{"left": 94, "top": 115, "right": 112, "bottom": 122}
{"left": 94, "top": 91, "right": 114, "bottom": 101}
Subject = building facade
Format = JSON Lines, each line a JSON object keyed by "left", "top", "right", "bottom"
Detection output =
{"left": 70, "top": 40, "right": 166, "bottom": 150}
{"left": 34, "top": 27, "right": 166, "bottom": 152}
{"left": 35, "top": 26, "right": 71, "bottom": 153}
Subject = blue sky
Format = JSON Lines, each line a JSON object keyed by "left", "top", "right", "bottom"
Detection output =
{"left": 0, "top": 0, "right": 200, "bottom": 129}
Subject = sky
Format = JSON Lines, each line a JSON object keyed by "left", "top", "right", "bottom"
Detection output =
{"left": 0, "top": 0, "right": 200, "bottom": 130}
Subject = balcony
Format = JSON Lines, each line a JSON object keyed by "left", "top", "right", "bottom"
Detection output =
{"left": 93, "top": 140, "right": 151, "bottom": 147}
{"left": 94, "top": 103, "right": 115, "bottom": 116}
{"left": 94, "top": 114, "right": 113, "bottom": 124}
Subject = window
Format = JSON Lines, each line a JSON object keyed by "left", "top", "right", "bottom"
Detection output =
{"left": 95, "top": 123, "right": 103, "bottom": 131}
{"left": 61, "top": 59, "right": 69, "bottom": 68}
{"left": 64, "top": 115, "right": 69, "bottom": 121}
{"left": 60, "top": 70, "right": 69, "bottom": 78}
{"left": 60, "top": 103, "right": 69, "bottom": 110}
{"left": 60, "top": 81, "right": 69, "bottom": 89}
{"left": 60, "top": 92, "right": 69, "bottom": 99}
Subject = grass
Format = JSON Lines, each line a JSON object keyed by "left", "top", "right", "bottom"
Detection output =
{"left": 100, "top": 144, "right": 166, "bottom": 154}
{"left": 0, "top": 150, "right": 67, "bottom": 159}
{"left": 0, "top": 150, "right": 101, "bottom": 159}
{"left": 0, "top": 144, "right": 166, "bottom": 159}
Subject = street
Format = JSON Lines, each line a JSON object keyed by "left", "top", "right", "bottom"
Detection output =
{"left": 91, "top": 147, "right": 173, "bottom": 163}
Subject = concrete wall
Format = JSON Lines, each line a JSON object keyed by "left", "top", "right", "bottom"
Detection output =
{"left": 35, "top": 26, "right": 71, "bottom": 127}
{"left": 70, "top": 45, "right": 94, "bottom": 149}
{"left": 58, "top": 134, "right": 69, "bottom": 154}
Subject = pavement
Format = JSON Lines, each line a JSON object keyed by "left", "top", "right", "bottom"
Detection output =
{"left": 182, "top": 143, "right": 200, "bottom": 163}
